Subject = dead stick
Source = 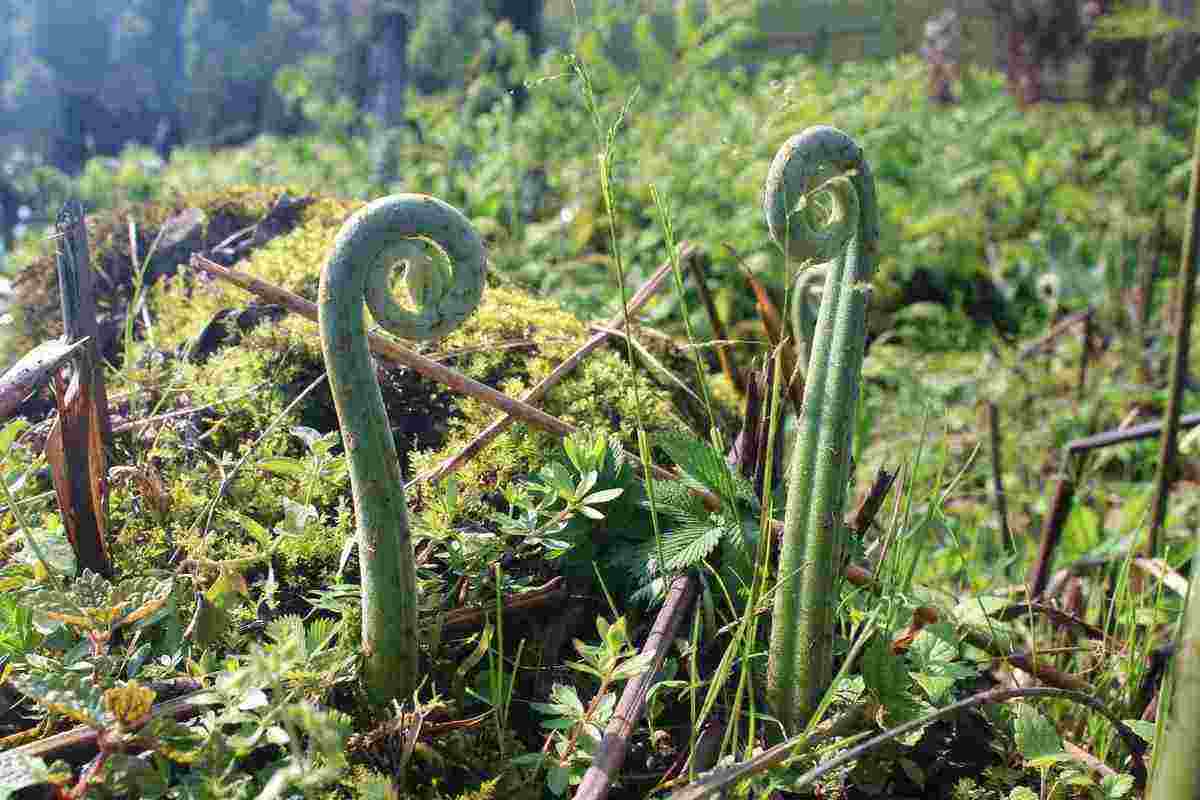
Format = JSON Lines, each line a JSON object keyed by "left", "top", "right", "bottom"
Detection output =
{"left": 1066, "top": 412, "right": 1200, "bottom": 454}
{"left": 190, "top": 253, "right": 580, "bottom": 439}
{"left": 410, "top": 245, "right": 691, "bottom": 488}
{"left": 0, "top": 686, "right": 206, "bottom": 767}
{"left": 985, "top": 401, "right": 1013, "bottom": 551}
{"left": 1028, "top": 467, "right": 1076, "bottom": 598}
{"left": 1076, "top": 308, "right": 1092, "bottom": 404}
{"left": 1147, "top": 117, "right": 1200, "bottom": 556}
{"left": 440, "top": 577, "right": 567, "bottom": 633}
{"left": 1018, "top": 308, "right": 1091, "bottom": 358}
{"left": 0, "top": 337, "right": 90, "bottom": 420}
{"left": 686, "top": 250, "right": 743, "bottom": 394}
{"left": 575, "top": 574, "right": 697, "bottom": 800}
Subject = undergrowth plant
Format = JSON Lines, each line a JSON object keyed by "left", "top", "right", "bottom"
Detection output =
{"left": 764, "top": 126, "right": 880, "bottom": 730}
{"left": 318, "top": 192, "right": 486, "bottom": 706}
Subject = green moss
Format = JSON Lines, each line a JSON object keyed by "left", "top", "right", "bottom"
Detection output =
{"left": 8, "top": 184, "right": 717, "bottom": 594}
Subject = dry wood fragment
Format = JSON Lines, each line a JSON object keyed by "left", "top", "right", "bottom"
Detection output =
{"left": 574, "top": 574, "right": 696, "bottom": 800}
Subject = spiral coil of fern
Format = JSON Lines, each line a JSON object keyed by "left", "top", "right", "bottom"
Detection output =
{"left": 763, "top": 126, "right": 879, "bottom": 731}
{"left": 319, "top": 193, "right": 486, "bottom": 704}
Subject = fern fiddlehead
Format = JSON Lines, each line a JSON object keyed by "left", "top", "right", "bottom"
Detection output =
{"left": 764, "top": 126, "right": 879, "bottom": 731}
{"left": 319, "top": 193, "right": 486, "bottom": 704}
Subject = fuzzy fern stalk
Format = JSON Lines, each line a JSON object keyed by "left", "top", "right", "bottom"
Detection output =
{"left": 319, "top": 194, "right": 486, "bottom": 705}
{"left": 1150, "top": 545, "right": 1200, "bottom": 799}
{"left": 764, "top": 127, "right": 879, "bottom": 731}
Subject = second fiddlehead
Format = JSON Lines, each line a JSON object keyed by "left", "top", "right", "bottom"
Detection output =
{"left": 319, "top": 193, "right": 486, "bottom": 705}
{"left": 764, "top": 126, "right": 879, "bottom": 731}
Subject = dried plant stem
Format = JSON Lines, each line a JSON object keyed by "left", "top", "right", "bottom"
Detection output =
{"left": 1028, "top": 462, "right": 1077, "bottom": 598}
{"left": 686, "top": 250, "right": 743, "bottom": 393}
{"left": 670, "top": 686, "right": 1145, "bottom": 800}
{"left": 985, "top": 401, "right": 1013, "bottom": 552}
{"left": 1067, "top": 411, "right": 1200, "bottom": 454}
{"left": 1149, "top": 524, "right": 1200, "bottom": 797}
{"left": 1146, "top": 101, "right": 1200, "bottom": 558}
{"left": 575, "top": 574, "right": 696, "bottom": 800}
{"left": 1077, "top": 308, "right": 1092, "bottom": 403}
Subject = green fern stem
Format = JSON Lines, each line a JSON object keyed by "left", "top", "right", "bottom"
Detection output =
{"left": 764, "top": 127, "right": 879, "bottom": 731}
{"left": 318, "top": 193, "right": 486, "bottom": 705}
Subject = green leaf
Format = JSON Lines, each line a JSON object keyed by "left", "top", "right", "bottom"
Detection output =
{"left": 611, "top": 650, "right": 656, "bottom": 682}
{"left": 656, "top": 430, "right": 732, "bottom": 496}
{"left": 911, "top": 673, "right": 956, "bottom": 704}
{"left": 550, "top": 683, "right": 585, "bottom": 717}
{"left": 582, "top": 487, "right": 624, "bottom": 505}
{"left": 1121, "top": 719, "right": 1157, "bottom": 743}
{"left": 1014, "top": 705, "right": 1067, "bottom": 767}
{"left": 256, "top": 457, "right": 307, "bottom": 479}
{"left": 0, "top": 419, "right": 30, "bottom": 456}
{"left": 1100, "top": 773, "right": 1134, "bottom": 800}
{"left": 862, "top": 637, "right": 909, "bottom": 707}
{"left": 578, "top": 505, "right": 606, "bottom": 520}
{"left": 547, "top": 763, "right": 570, "bottom": 796}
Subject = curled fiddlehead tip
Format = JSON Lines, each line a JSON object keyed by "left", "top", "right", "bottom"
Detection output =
{"left": 763, "top": 125, "right": 875, "bottom": 266}
{"left": 325, "top": 192, "right": 487, "bottom": 341}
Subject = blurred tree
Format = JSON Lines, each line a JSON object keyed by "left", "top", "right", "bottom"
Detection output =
{"left": 987, "top": 0, "right": 1089, "bottom": 108}
{"left": 366, "top": 1, "right": 416, "bottom": 186}
{"left": 182, "top": 0, "right": 307, "bottom": 146}
{"left": 30, "top": 0, "right": 118, "bottom": 171}
{"left": 487, "top": 0, "right": 545, "bottom": 58}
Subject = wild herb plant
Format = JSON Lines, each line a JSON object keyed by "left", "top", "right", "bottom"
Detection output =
{"left": 513, "top": 614, "right": 655, "bottom": 796}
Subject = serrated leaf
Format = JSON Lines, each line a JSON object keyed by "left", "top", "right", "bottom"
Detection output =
{"left": 657, "top": 430, "right": 733, "bottom": 495}
{"left": 909, "top": 629, "right": 957, "bottom": 669}
{"left": 549, "top": 683, "right": 584, "bottom": 717}
{"left": 863, "top": 636, "right": 909, "bottom": 707}
{"left": 911, "top": 672, "right": 956, "bottom": 704}
{"left": 11, "top": 670, "right": 109, "bottom": 725}
{"left": 1014, "top": 705, "right": 1066, "bottom": 766}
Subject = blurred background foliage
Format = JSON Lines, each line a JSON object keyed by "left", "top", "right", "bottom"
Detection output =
{"left": 0, "top": 0, "right": 1197, "bottom": 357}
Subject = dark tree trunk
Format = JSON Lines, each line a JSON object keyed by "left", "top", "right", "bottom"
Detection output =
{"left": 49, "top": 91, "right": 89, "bottom": 175}
{"left": 368, "top": 7, "right": 411, "bottom": 127}
{"left": 368, "top": 5, "right": 413, "bottom": 187}
{"left": 488, "top": 0, "right": 544, "bottom": 57}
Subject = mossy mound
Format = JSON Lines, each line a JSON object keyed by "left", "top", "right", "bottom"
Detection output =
{"left": 6, "top": 185, "right": 720, "bottom": 599}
